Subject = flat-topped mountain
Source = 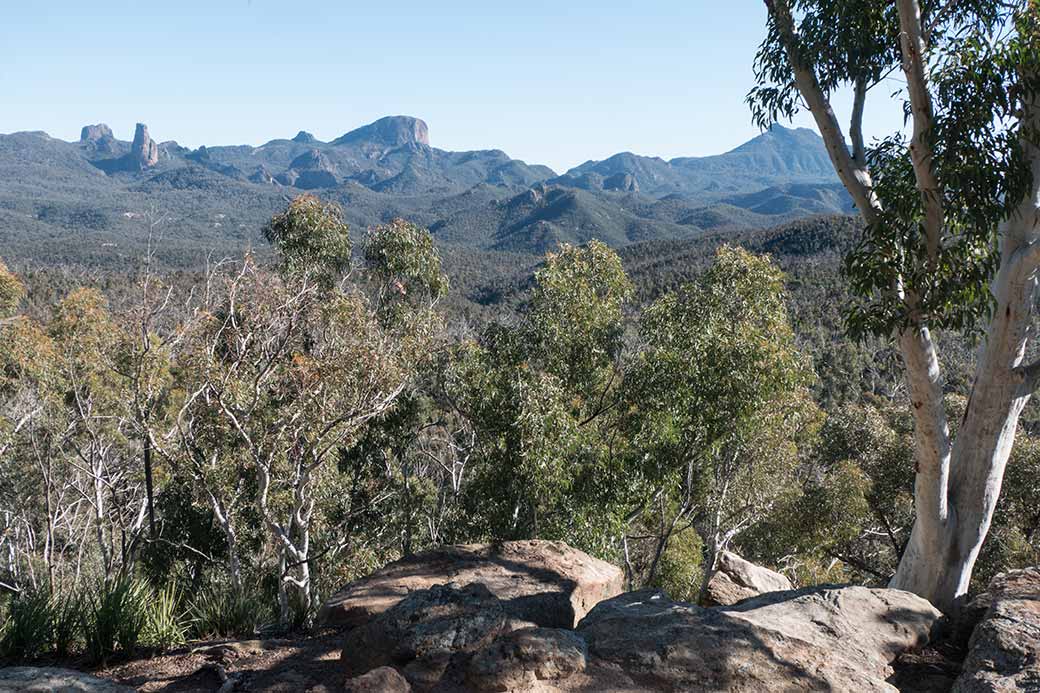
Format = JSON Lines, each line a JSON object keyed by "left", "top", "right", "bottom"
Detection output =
{"left": 330, "top": 115, "right": 430, "bottom": 148}
{"left": 0, "top": 116, "right": 849, "bottom": 267}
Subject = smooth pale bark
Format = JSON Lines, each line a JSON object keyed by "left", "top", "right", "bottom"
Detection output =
{"left": 203, "top": 482, "right": 243, "bottom": 591}
{"left": 765, "top": 0, "right": 880, "bottom": 223}
{"left": 768, "top": 1, "right": 951, "bottom": 501}
{"left": 765, "top": 0, "right": 1040, "bottom": 613}
{"left": 897, "top": 0, "right": 945, "bottom": 262}
{"left": 889, "top": 79, "right": 1040, "bottom": 610}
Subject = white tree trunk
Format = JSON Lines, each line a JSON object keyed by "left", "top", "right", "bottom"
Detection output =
{"left": 205, "top": 488, "right": 243, "bottom": 591}
{"left": 766, "top": 0, "right": 1040, "bottom": 613}
{"left": 890, "top": 80, "right": 1040, "bottom": 611}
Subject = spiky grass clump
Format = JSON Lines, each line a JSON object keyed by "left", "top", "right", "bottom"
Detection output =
{"left": 189, "top": 585, "right": 267, "bottom": 639}
{"left": 0, "top": 588, "right": 54, "bottom": 660}
{"left": 83, "top": 576, "right": 149, "bottom": 664}
{"left": 50, "top": 590, "right": 84, "bottom": 658}
{"left": 143, "top": 583, "right": 187, "bottom": 650}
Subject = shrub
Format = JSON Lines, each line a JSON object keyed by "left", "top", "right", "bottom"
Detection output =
{"left": 143, "top": 583, "right": 187, "bottom": 651}
{"left": 652, "top": 528, "right": 704, "bottom": 603}
{"left": 0, "top": 588, "right": 53, "bottom": 660}
{"left": 83, "top": 576, "right": 149, "bottom": 663}
{"left": 51, "top": 590, "right": 83, "bottom": 659}
{"left": 189, "top": 585, "right": 267, "bottom": 639}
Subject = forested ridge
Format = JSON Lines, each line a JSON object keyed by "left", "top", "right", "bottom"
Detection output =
{"left": 2, "top": 3, "right": 1040, "bottom": 688}
{"left": 2, "top": 200, "right": 1038, "bottom": 662}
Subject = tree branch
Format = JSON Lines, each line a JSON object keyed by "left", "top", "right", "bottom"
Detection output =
{"left": 851, "top": 76, "right": 868, "bottom": 165}
{"left": 897, "top": 0, "right": 945, "bottom": 266}
{"left": 766, "top": 0, "right": 952, "bottom": 537}
{"left": 764, "top": 0, "right": 880, "bottom": 223}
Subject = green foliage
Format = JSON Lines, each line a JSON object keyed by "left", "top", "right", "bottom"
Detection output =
{"left": 142, "top": 584, "right": 187, "bottom": 651}
{"left": 625, "top": 245, "right": 817, "bottom": 590}
{"left": 51, "top": 591, "right": 84, "bottom": 659}
{"left": 651, "top": 528, "right": 704, "bottom": 602}
{"left": 189, "top": 585, "right": 268, "bottom": 639}
{"left": 630, "top": 245, "right": 815, "bottom": 501}
{"left": 0, "top": 260, "right": 25, "bottom": 319}
{"left": 83, "top": 577, "right": 150, "bottom": 663}
{"left": 528, "top": 240, "right": 633, "bottom": 394}
{"left": 758, "top": 400, "right": 913, "bottom": 583}
{"left": 263, "top": 194, "right": 352, "bottom": 289}
{"left": 0, "top": 588, "right": 54, "bottom": 660}
{"left": 751, "top": 0, "right": 1034, "bottom": 338}
{"left": 6, "top": 187, "right": 1040, "bottom": 652}
{"left": 446, "top": 241, "right": 637, "bottom": 547}
{"left": 364, "top": 218, "right": 450, "bottom": 314}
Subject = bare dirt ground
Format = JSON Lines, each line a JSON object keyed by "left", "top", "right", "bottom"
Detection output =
{"left": 89, "top": 631, "right": 346, "bottom": 692}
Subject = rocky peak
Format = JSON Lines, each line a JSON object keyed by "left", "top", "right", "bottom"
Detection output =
{"left": 80, "top": 123, "right": 114, "bottom": 143}
{"left": 292, "top": 130, "right": 317, "bottom": 144}
{"left": 289, "top": 148, "right": 335, "bottom": 173}
{"left": 188, "top": 145, "right": 211, "bottom": 162}
{"left": 331, "top": 116, "right": 430, "bottom": 149}
{"left": 603, "top": 172, "right": 639, "bottom": 193}
{"left": 249, "top": 165, "right": 277, "bottom": 185}
{"left": 130, "top": 123, "right": 159, "bottom": 169}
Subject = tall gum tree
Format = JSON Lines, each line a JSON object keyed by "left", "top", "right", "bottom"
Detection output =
{"left": 752, "top": 0, "right": 1040, "bottom": 612}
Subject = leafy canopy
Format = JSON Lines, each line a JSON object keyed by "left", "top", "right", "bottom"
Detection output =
{"left": 262, "top": 194, "right": 352, "bottom": 290}
{"left": 749, "top": 0, "right": 1036, "bottom": 337}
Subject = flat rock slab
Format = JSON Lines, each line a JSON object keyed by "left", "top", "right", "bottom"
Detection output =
{"left": 318, "top": 540, "right": 623, "bottom": 629}
{"left": 954, "top": 566, "right": 1040, "bottom": 692}
{"left": 574, "top": 585, "right": 941, "bottom": 692}
{"left": 0, "top": 668, "right": 134, "bottom": 693}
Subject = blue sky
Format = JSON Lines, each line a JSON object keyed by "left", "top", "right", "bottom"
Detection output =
{"left": 0, "top": 1, "right": 906, "bottom": 173}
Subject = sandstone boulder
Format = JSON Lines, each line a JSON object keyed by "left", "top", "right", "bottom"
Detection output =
{"left": 342, "top": 583, "right": 510, "bottom": 685}
{"left": 953, "top": 566, "right": 1040, "bottom": 692}
{"left": 343, "top": 666, "right": 411, "bottom": 693}
{"left": 466, "top": 627, "right": 588, "bottom": 691}
{"left": 576, "top": 585, "right": 941, "bottom": 692}
{"left": 0, "top": 667, "right": 134, "bottom": 692}
{"left": 318, "top": 540, "right": 623, "bottom": 629}
{"left": 702, "top": 551, "right": 794, "bottom": 606}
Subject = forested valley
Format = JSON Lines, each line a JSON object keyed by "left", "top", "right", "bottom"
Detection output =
{"left": 2, "top": 2, "right": 1040, "bottom": 690}
{"left": 3, "top": 197, "right": 1038, "bottom": 661}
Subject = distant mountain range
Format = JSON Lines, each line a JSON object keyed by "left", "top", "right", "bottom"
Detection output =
{"left": 0, "top": 115, "right": 851, "bottom": 267}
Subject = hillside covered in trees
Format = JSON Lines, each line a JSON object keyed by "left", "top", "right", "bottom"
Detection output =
{"left": 2, "top": 198, "right": 1039, "bottom": 667}
{"left": 3, "top": 0, "right": 1040, "bottom": 690}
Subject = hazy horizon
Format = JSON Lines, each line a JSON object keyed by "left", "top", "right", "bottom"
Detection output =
{"left": 2, "top": 1, "right": 907, "bottom": 172}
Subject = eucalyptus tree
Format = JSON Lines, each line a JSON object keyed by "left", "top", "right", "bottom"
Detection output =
{"left": 752, "top": 0, "right": 1040, "bottom": 611}
{"left": 48, "top": 289, "right": 149, "bottom": 582}
{"left": 0, "top": 260, "right": 25, "bottom": 320}
{"left": 628, "top": 246, "right": 816, "bottom": 596}
{"left": 445, "top": 241, "right": 636, "bottom": 549}
{"left": 0, "top": 294, "right": 63, "bottom": 590}
{"left": 188, "top": 197, "right": 447, "bottom": 623}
